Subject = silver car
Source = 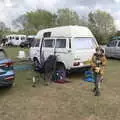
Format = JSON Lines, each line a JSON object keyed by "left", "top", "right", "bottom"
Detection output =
{"left": 105, "top": 40, "right": 120, "bottom": 58}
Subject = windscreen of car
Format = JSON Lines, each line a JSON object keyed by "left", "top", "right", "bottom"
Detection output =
{"left": 56, "top": 39, "right": 66, "bottom": 48}
{"left": 107, "top": 41, "right": 117, "bottom": 47}
{"left": 0, "top": 50, "right": 7, "bottom": 60}
{"left": 73, "top": 37, "right": 97, "bottom": 49}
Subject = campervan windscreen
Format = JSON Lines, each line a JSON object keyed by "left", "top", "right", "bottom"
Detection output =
{"left": 73, "top": 37, "right": 97, "bottom": 49}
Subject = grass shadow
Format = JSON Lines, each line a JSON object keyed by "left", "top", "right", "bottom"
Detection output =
{"left": 0, "top": 87, "right": 12, "bottom": 96}
{"left": 68, "top": 69, "right": 85, "bottom": 81}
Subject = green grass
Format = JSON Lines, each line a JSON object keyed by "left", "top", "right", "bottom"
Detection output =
{"left": 5, "top": 47, "right": 29, "bottom": 60}
{"left": 0, "top": 47, "right": 120, "bottom": 120}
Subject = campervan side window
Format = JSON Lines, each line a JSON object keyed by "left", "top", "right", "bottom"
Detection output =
{"left": 44, "top": 39, "right": 54, "bottom": 48}
{"left": 56, "top": 39, "right": 66, "bottom": 48}
{"left": 69, "top": 39, "right": 71, "bottom": 48}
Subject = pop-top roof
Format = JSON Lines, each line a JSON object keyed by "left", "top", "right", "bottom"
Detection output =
{"left": 36, "top": 26, "right": 94, "bottom": 39}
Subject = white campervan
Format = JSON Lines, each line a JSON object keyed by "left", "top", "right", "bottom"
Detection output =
{"left": 6, "top": 35, "right": 27, "bottom": 46}
{"left": 29, "top": 26, "right": 98, "bottom": 71}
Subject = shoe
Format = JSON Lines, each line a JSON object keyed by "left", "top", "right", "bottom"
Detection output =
{"left": 44, "top": 82, "right": 49, "bottom": 86}
{"left": 93, "top": 88, "right": 96, "bottom": 92}
{"left": 95, "top": 91, "right": 101, "bottom": 96}
{"left": 32, "top": 84, "right": 36, "bottom": 87}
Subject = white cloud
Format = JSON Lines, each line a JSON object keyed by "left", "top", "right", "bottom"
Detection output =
{"left": 115, "top": 20, "right": 120, "bottom": 30}
{"left": 114, "top": 0, "right": 120, "bottom": 3}
{"left": 0, "top": 0, "right": 120, "bottom": 30}
{"left": 0, "top": 0, "right": 58, "bottom": 28}
{"left": 4, "top": 0, "right": 13, "bottom": 7}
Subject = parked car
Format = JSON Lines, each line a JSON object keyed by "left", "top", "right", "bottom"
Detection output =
{"left": 20, "top": 36, "right": 35, "bottom": 48}
{"left": 20, "top": 40, "right": 30, "bottom": 48}
{"left": 29, "top": 25, "right": 98, "bottom": 72}
{"left": 0, "top": 48, "right": 15, "bottom": 87}
{"left": 105, "top": 40, "right": 120, "bottom": 58}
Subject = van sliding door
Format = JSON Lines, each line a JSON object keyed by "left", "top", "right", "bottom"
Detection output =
{"left": 55, "top": 38, "right": 71, "bottom": 67}
{"left": 42, "top": 39, "right": 55, "bottom": 60}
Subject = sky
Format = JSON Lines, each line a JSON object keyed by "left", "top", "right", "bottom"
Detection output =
{"left": 0, "top": 0, "right": 120, "bottom": 30}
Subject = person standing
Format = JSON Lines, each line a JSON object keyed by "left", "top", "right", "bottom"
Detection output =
{"left": 91, "top": 47, "right": 107, "bottom": 96}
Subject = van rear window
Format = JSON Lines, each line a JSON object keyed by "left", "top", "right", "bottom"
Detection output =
{"left": 73, "top": 38, "right": 96, "bottom": 49}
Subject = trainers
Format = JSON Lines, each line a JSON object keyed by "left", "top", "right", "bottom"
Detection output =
{"left": 95, "top": 91, "right": 101, "bottom": 96}
{"left": 93, "top": 88, "right": 96, "bottom": 92}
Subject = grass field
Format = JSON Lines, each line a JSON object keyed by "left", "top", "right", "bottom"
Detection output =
{"left": 0, "top": 47, "right": 120, "bottom": 120}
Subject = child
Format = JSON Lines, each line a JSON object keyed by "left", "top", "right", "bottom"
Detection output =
{"left": 91, "top": 47, "right": 107, "bottom": 96}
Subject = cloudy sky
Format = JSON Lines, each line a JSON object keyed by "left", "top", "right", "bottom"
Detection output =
{"left": 0, "top": 0, "right": 120, "bottom": 29}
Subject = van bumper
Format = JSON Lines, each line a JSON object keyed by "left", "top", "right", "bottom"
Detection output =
{"left": 68, "top": 65, "right": 91, "bottom": 73}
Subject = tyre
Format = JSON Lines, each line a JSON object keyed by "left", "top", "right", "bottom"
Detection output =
{"left": 56, "top": 63, "right": 66, "bottom": 78}
{"left": 7, "top": 84, "right": 13, "bottom": 88}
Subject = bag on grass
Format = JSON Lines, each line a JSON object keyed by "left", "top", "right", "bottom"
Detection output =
{"left": 52, "top": 70, "right": 70, "bottom": 84}
{"left": 84, "top": 70, "right": 95, "bottom": 83}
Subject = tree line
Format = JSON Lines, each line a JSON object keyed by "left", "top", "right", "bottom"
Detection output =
{"left": 0, "top": 8, "right": 118, "bottom": 44}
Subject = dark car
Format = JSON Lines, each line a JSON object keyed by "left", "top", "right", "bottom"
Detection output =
{"left": 0, "top": 48, "right": 15, "bottom": 87}
{"left": 20, "top": 40, "right": 30, "bottom": 48}
{"left": 20, "top": 37, "right": 35, "bottom": 48}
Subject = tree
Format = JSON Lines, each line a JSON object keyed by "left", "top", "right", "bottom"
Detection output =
{"left": 88, "top": 10, "right": 116, "bottom": 44}
{"left": 14, "top": 9, "right": 57, "bottom": 35}
{"left": 24, "top": 9, "right": 56, "bottom": 31}
{"left": 0, "top": 22, "right": 9, "bottom": 40}
{"left": 56, "top": 8, "right": 80, "bottom": 26}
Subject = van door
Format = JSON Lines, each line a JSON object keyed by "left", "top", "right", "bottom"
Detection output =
{"left": 115, "top": 41, "right": 120, "bottom": 58}
{"left": 55, "top": 38, "right": 71, "bottom": 68}
{"left": 42, "top": 39, "right": 55, "bottom": 60}
{"left": 71, "top": 37, "right": 97, "bottom": 63}
{"left": 30, "top": 40, "right": 40, "bottom": 61}
{"left": 105, "top": 41, "right": 117, "bottom": 57}
{"left": 34, "top": 40, "right": 40, "bottom": 60}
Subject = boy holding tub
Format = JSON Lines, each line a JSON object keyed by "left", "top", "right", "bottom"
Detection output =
{"left": 91, "top": 47, "right": 107, "bottom": 96}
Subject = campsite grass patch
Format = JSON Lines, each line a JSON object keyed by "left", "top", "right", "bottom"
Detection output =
{"left": 5, "top": 47, "right": 29, "bottom": 60}
{"left": 0, "top": 47, "right": 120, "bottom": 120}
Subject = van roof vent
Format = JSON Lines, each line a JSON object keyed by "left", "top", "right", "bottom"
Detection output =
{"left": 43, "top": 32, "right": 51, "bottom": 38}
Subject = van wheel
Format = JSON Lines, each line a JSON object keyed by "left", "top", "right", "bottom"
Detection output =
{"left": 56, "top": 63, "right": 66, "bottom": 78}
